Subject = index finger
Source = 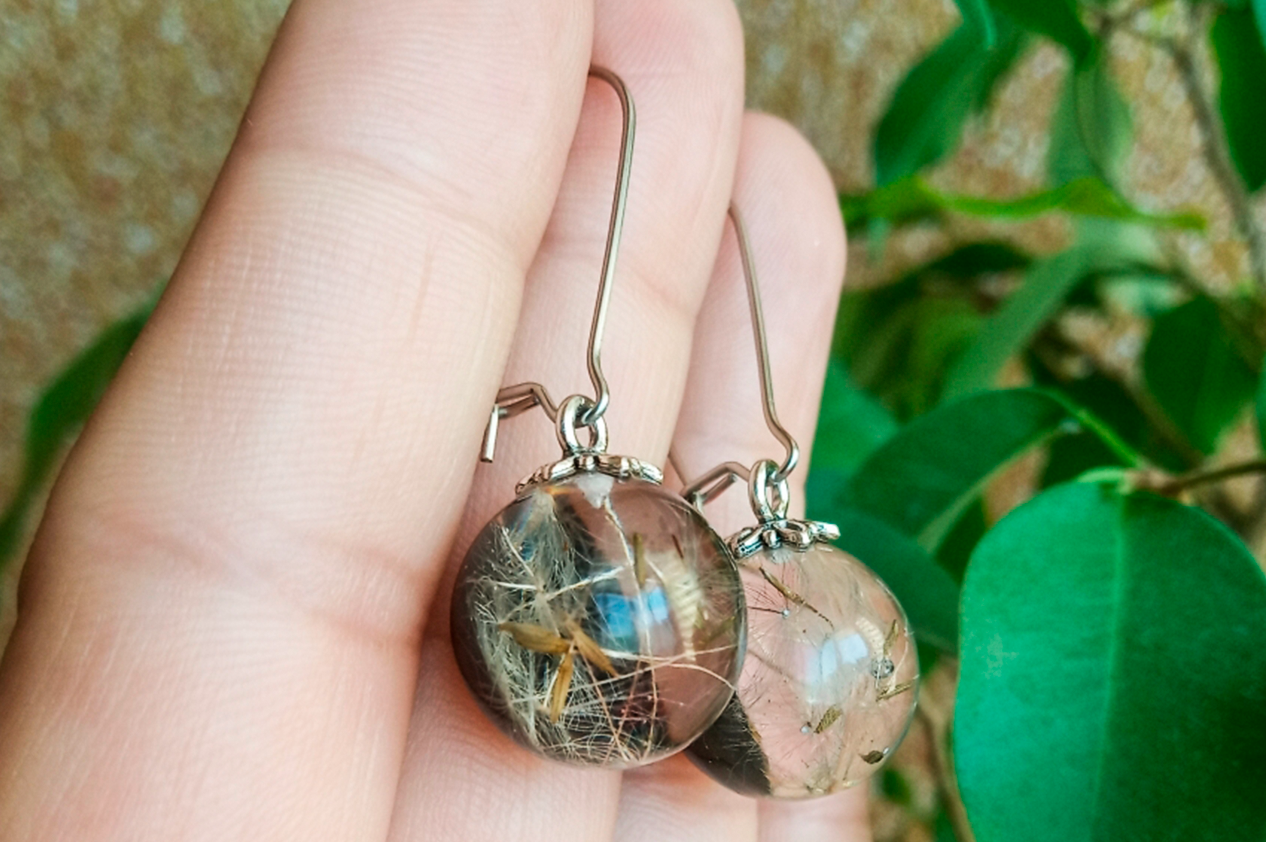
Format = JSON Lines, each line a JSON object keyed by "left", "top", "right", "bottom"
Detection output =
{"left": 0, "top": 2, "right": 591, "bottom": 838}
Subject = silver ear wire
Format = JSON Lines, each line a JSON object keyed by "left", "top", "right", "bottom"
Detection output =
{"left": 678, "top": 205, "right": 805, "bottom": 523}
{"left": 480, "top": 65, "right": 635, "bottom": 463}
{"left": 581, "top": 65, "right": 634, "bottom": 428}
{"left": 730, "top": 204, "right": 799, "bottom": 483}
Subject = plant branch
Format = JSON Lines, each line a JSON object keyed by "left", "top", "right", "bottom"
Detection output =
{"left": 1120, "top": 13, "right": 1266, "bottom": 294}
{"left": 1138, "top": 458, "right": 1266, "bottom": 495}
{"left": 918, "top": 705, "right": 975, "bottom": 842}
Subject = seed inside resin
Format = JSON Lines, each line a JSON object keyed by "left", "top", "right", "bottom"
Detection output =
{"left": 450, "top": 472, "right": 746, "bottom": 768}
{"left": 687, "top": 542, "right": 918, "bottom": 798}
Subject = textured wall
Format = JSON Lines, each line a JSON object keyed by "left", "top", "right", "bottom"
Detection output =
{"left": 1, "top": 0, "right": 288, "bottom": 493}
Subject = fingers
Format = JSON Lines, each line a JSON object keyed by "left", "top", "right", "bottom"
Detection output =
{"left": 614, "top": 113, "right": 854, "bottom": 842}
{"left": 386, "top": 2, "right": 746, "bottom": 840}
{"left": 617, "top": 755, "right": 757, "bottom": 842}
{"left": 0, "top": 2, "right": 591, "bottom": 839}
{"left": 759, "top": 796, "right": 873, "bottom": 842}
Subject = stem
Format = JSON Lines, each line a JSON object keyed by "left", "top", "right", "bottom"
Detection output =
{"left": 1066, "top": 403, "right": 1148, "bottom": 468}
{"left": 1149, "top": 457, "right": 1266, "bottom": 495}
{"left": 1171, "top": 54, "right": 1266, "bottom": 293}
{"left": 1128, "top": 380, "right": 1208, "bottom": 469}
{"left": 918, "top": 706, "right": 976, "bottom": 842}
{"left": 1121, "top": 12, "right": 1266, "bottom": 294}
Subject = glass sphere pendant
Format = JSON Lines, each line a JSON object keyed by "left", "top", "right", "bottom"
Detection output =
{"left": 686, "top": 514, "right": 918, "bottom": 797}
{"left": 677, "top": 205, "right": 918, "bottom": 798}
{"left": 451, "top": 452, "right": 746, "bottom": 768}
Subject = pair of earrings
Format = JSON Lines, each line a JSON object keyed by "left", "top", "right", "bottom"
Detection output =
{"left": 449, "top": 67, "right": 917, "bottom": 799}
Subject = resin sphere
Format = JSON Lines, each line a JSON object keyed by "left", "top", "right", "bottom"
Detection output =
{"left": 687, "top": 542, "right": 917, "bottom": 798}
{"left": 451, "top": 472, "right": 746, "bottom": 768}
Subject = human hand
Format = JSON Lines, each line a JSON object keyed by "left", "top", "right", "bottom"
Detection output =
{"left": 0, "top": 2, "right": 858, "bottom": 839}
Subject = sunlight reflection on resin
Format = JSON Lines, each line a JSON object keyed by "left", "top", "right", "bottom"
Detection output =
{"left": 687, "top": 542, "right": 918, "bottom": 797}
{"left": 451, "top": 472, "right": 746, "bottom": 768}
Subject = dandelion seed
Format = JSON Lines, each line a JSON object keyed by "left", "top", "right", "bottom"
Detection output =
{"left": 549, "top": 649, "right": 575, "bottom": 723}
{"left": 566, "top": 619, "right": 617, "bottom": 676}
{"left": 813, "top": 706, "right": 842, "bottom": 734}
{"left": 497, "top": 622, "right": 571, "bottom": 655}
{"left": 877, "top": 680, "right": 915, "bottom": 702}
{"left": 632, "top": 532, "right": 649, "bottom": 587}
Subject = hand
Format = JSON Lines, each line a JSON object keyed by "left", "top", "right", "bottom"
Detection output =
{"left": 0, "top": 2, "right": 856, "bottom": 839}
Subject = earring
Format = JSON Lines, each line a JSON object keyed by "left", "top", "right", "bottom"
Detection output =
{"left": 449, "top": 67, "right": 746, "bottom": 769}
{"left": 679, "top": 206, "right": 918, "bottom": 798}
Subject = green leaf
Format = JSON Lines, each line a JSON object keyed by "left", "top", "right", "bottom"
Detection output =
{"left": 956, "top": 482, "right": 1266, "bottom": 841}
{"left": 834, "top": 283, "right": 986, "bottom": 421}
{"left": 1256, "top": 0, "right": 1266, "bottom": 53}
{"left": 944, "top": 249, "right": 1091, "bottom": 400}
{"left": 1257, "top": 357, "right": 1266, "bottom": 451}
{"left": 1211, "top": 9, "right": 1266, "bottom": 192}
{"left": 1143, "top": 296, "right": 1258, "bottom": 454}
{"left": 806, "top": 362, "right": 900, "bottom": 513}
{"left": 881, "top": 767, "right": 914, "bottom": 807}
{"left": 841, "top": 176, "right": 1203, "bottom": 230}
{"left": 935, "top": 810, "right": 963, "bottom": 842}
{"left": 989, "top": 0, "right": 1093, "bottom": 60}
{"left": 832, "top": 243, "right": 1035, "bottom": 419}
{"left": 874, "top": 22, "right": 1025, "bottom": 185}
{"left": 810, "top": 506, "right": 960, "bottom": 654}
{"left": 954, "top": 0, "right": 998, "bottom": 46}
{"left": 1049, "top": 45, "right": 1133, "bottom": 187}
{"left": 1029, "top": 360, "right": 1187, "bottom": 481}
{"left": 809, "top": 361, "right": 899, "bottom": 477}
{"left": 942, "top": 222, "right": 1158, "bottom": 401}
{"left": 838, "top": 389, "right": 1070, "bottom": 550}
{"left": 920, "top": 242, "right": 1033, "bottom": 277}
{"left": 935, "top": 499, "right": 988, "bottom": 583}
{"left": 0, "top": 304, "right": 152, "bottom": 567}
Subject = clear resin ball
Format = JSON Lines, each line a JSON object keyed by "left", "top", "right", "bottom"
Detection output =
{"left": 451, "top": 471, "right": 746, "bottom": 768}
{"left": 687, "top": 542, "right": 917, "bottom": 797}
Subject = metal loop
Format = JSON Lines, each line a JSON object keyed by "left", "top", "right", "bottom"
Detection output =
{"left": 748, "top": 458, "right": 790, "bottom": 522}
{"left": 556, "top": 394, "right": 609, "bottom": 455}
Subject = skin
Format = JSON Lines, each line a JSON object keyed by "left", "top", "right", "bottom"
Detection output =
{"left": 0, "top": 1, "right": 862, "bottom": 840}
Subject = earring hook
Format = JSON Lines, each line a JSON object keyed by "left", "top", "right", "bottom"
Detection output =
{"left": 582, "top": 65, "right": 634, "bottom": 428}
{"left": 480, "top": 65, "right": 635, "bottom": 462}
{"left": 676, "top": 205, "right": 800, "bottom": 516}
{"left": 729, "top": 204, "right": 799, "bottom": 483}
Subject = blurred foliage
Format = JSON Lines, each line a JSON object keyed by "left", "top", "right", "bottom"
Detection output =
{"left": 1212, "top": 8, "right": 1266, "bottom": 193}
{"left": 814, "top": 0, "right": 1266, "bottom": 838}
{"left": 0, "top": 302, "right": 151, "bottom": 566}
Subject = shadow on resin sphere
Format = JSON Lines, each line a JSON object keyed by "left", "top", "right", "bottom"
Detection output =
{"left": 451, "top": 472, "right": 746, "bottom": 768}
{"left": 687, "top": 542, "right": 918, "bottom": 798}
